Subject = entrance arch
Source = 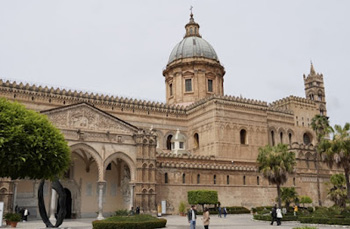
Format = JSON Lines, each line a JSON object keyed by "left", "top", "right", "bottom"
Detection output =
{"left": 103, "top": 152, "right": 136, "bottom": 214}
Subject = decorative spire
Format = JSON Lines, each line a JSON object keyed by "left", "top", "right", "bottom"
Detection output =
{"left": 310, "top": 61, "right": 316, "bottom": 75}
{"left": 184, "top": 7, "right": 201, "bottom": 38}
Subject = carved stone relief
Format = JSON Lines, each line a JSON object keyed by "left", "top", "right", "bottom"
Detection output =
{"left": 45, "top": 104, "right": 135, "bottom": 134}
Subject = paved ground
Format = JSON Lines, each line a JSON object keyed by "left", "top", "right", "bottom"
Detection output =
{"left": 3, "top": 214, "right": 350, "bottom": 229}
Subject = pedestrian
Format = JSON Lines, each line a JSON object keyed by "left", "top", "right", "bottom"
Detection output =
{"left": 218, "top": 206, "right": 221, "bottom": 218}
{"left": 129, "top": 206, "right": 135, "bottom": 216}
{"left": 187, "top": 205, "right": 197, "bottom": 229}
{"left": 293, "top": 205, "right": 298, "bottom": 216}
{"left": 202, "top": 207, "right": 210, "bottom": 229}
{"left": 223, "top": 207, "right": 227, "bottom": 218}
{"left": 270, "top": 205, "right": 277, "bottom": 225}
{"left": 276, "top": 206, "right": 283, "bottom": 226}
{"left": 136, "top": 206, "right": 140, "bottom": 214}
{"left": 23, "top": 207, "right": 30, "bottom": 222}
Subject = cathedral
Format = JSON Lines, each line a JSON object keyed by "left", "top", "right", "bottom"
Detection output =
{"left": 0, "top": 13, "right": 334, "bottom": 219}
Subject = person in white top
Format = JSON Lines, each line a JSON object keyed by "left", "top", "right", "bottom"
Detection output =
{"left": 187, "top": 205, "right": 197, "bottom": 229}
{"left": 276, "top": 207, "right": 283, "bottom": 226}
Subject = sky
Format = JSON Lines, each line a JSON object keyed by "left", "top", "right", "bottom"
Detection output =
{"left": 0, "top": 1, "right": 349, "bottom": 126}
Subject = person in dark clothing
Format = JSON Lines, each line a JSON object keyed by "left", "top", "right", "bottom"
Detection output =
{"left": 270, "top": 205, "right": 277, "bottom": 225}
{"left": 187, "top": 205, "right": 197, "bottom": 229}
{"left": 136, "top": 206, "right": 140, "bottom": 214}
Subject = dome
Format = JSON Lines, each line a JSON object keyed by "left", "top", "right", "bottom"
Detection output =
{"left": 167, "top": 37, "right": 219, "bottom": 64}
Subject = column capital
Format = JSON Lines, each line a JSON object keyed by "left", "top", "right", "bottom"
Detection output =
{"left": 97, "top": 181, "right": 106, "bottom": 186}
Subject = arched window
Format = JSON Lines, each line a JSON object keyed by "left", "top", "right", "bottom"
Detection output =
{"left": 106, "top": 163, "right": 112, "bottom": 171}
{"left": 197, "top": 174, "right": 200, "bottom": 184}
{"left": 194, "top": 133, "right": 199, "bottom": 148}
{"left": 165, "top": 173, "right": 168, "bottom": 184}
{"left": 280, "top": 132, "right": 283, "bottom": 143}
{"left": 169, "top": 83, "right": 173, "bottom": 96}
{"left": 271, "top": 131, "right": 275, "bottom": 146}
{"left": 190, "top": 28, "right": 193, "bottom": 34}
{"left": 240, "top": 129, "right": 247, "bottom": 145}
{"left": 320, "top": 109, "right": 324, "bottom": 116}
{"left": 303, "top": 133, "right": 311, "bottom": 145}
{"left": 227, "top": 175, "right": 230, "bottom": 185}
{"left": 243, "top": 176, "right": 246, "bottom": 185}
{"left": 213, "top": 175, "right": 216, "bottom": 184}
{"left": 257, "top": 176, "right": 260, "bottom": 185}
{"left": 208, "top": 79, "right": 213, "bottom": 92}
{"left": 309, "top": 94, "right": 314, "bottom": 100}
{"left": 182, "top": 174, "right": 186, "bottom": 184}
{"left": 166, "top": 135, "right": 173, "bottom": 150}
{"left": 293, "top": 177, "right": 296, "bottom": 186}
{"left": 318, "top": 92, "right": 322, "bottom": 101}
{"left": 289, "top": 133, "right": 292, "bottom": 145}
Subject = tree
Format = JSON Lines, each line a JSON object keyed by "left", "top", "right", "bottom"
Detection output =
{"left": 299, "top": 196, "right": 313, "bottom": 208}
{"left": 0, "top": 98, "right": 71, "bottom": 227}
{"left": 327, "top": 174, "right": 347, "bottom": 208}
{"left": 311, "top": 114, "right": 331, "bottom": 206}
{"left": 187, "top": 190, "right": 218, "bottom": 211}
{"left": 279, "top": 187, "right": 298, "bottom": 210}
{"left": 319, "top": 123, "right": 350, "bottom": 202}
{"left": 257, "top": 144, "right": 296, "bottom": 208}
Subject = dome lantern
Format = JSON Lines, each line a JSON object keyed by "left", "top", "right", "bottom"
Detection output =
{"left": 184, "top": 12, "right": 201, "bottom": 38}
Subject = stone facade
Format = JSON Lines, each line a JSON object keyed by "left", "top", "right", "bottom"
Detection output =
{"left": 0, "top": 13, "right": 338, "bottom": 218}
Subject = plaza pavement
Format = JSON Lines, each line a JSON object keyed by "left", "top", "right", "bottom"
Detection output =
{"left": 3, "top": 214, "right": 350, "bottom": 229}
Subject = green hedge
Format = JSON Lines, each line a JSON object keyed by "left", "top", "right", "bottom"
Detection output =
{"left": 299, "top": 217, "right": 350, "bottom": 225}
{"left": 251, "top": 206, "right": 273, "bottom": 213}
{"left": 253, "top": 214, "right": 298, "bottom": 221}
{"left": 188, "top": 190, "right": 218, "bottom": 205}
{"left": 92, "top": 215, "right": 167, "bottom": 229}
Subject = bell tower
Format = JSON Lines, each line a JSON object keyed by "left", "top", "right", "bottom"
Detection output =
{"left": 303, "top": 62, "right": 327, "bottom": 116}
{"left": 163, "top": 11, "right": 225, "bottom": 106}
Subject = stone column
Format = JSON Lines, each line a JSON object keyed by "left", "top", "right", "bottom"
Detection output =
{"left": 49, "top": 189, "right": 57, "bottom": 220}
{"left": 12, "top": 181, "right": 18, "bottom": 212}
{"left": 97, "top": 182, "right": 106, "bottom": 220}
{"left": 129, "top": 184, "right": 135, "bottom": 210}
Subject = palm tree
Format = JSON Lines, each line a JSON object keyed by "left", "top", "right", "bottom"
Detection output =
{"left": 280, "top": 187, "right": 298, "bottom": 211}
{"left": 257, "top": 144, "right": 296, "bottom": 208}
{"left": 320, "top": 123, "right": 350, "bottom": 201}
{"left": 311, "top": 114, "right": 331, "bottom": 206}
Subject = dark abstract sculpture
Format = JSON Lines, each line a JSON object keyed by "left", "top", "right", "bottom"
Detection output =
{"left": 38, "top": 179, "right": 67, "bottom": 228}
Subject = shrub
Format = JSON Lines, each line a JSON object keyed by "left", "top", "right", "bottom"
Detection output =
{"left": 299, "top": 217, "right": 350, "bottom": 225}
{"left": 92, "top": 215, "right": 167, "bottom": 229}
{"left": 293, "top": 227, "right": 317, "bottom": 229}
{"left": 253, "top": 214, "right": 298, "bottom": 221}
{"left": 178, "top": 201, "right": 186, "bottom": 214}
{"left": 5, "top": 213, "right": 21, "bottom": 222}
{"left": 251, "top": 206, "right": 273, "bottom": 213}
{"left": 114, "top": 209, "right": 129, "bottom": 216}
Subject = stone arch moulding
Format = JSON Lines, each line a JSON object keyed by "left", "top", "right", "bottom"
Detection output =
{"left": 103, "top": 152, "right": 136, "bottom": 182}
{"left": 69, "top": 143, "right": 103, "bottom": 181}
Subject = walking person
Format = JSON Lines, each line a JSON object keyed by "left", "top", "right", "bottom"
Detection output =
{"left": 187, "top": 205, "right": 197, "bottom": 229}
{"left": 218, "top": 206, "right": 221, "bottom": 218}
{"left": 202, "top": 207, "right": 210, "bottom": 229}
{"left": 23, "top": 207, "right": 30, "bottom": 222}
{"left": 276, "top": 206, "right": 283, "bottom": 226}
{"left": 270, "top": 205, "right": 277, "bottom": 225}
{"left": 223, "top": 207, "right": 227, "bottom": 218}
